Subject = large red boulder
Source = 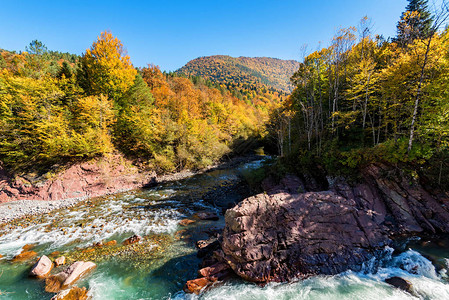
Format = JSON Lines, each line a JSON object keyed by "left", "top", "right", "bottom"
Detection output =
{"left": 221, "top": 191, "right": 390, "bottom": 283}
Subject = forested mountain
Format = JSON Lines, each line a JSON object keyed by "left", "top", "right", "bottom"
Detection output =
{"left": 177, "top": 55, "right": 300, "bottom": 95}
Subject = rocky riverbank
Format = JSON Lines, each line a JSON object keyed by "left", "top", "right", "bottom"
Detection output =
{"left": 185, "top": 163, "right": 449, "bottom": 292}
{"left": 0, "top": 154, "right": 264, "bottom": 225}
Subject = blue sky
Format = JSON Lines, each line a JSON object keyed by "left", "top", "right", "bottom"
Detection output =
{"left": 0, "top": 0, "right": 434, "bottom": 71}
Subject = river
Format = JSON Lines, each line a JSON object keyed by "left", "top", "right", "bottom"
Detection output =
{"left": 0, "top": 159, "right": 449, "bottom": 299}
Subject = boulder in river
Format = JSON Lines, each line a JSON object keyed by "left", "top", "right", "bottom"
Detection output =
{"left": 30, "top": 255, "right": 53, "bottom": 277}
{"left": 221, "top": 191, "right": 391, "bottom": 283}
{"left": 213, "top": 163, "right": 449, "bottom": 285}
{"left": 45, "top": 261, "right": 96, "bottom": 292}
{"left": 184, "top": 277, "right": 216, "bottom": 294}
{"left": 385, "top": 277, "right": 413, "bottom": 294}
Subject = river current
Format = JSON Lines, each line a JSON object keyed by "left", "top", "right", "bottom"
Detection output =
{"left": 1, "top": 159, "right": 449, "bottom": 299}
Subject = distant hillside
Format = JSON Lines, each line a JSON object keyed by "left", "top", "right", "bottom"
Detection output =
{"left": 177, "top": 55, "right": 300, "bottom": 94}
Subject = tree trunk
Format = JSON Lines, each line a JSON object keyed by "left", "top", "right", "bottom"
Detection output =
{"left": 408, "top": 34, "right": 433, "bottom": 152}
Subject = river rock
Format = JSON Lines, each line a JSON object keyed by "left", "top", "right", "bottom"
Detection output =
{"left": 197, "top": 239, "right": 220, "bottom": 259}
{"left": 123, "top": 235, "right": 141, "bottom": 245}
{"left": 196, "top": 238, "right": 216, "bottom": 249}
{"left": 12, "top": 250, "right": 37, "bottom": 262}
{"left": 194, "top": 212, "right": 219, "bottom": 221}
{"left": 179, "top": 219, "right": 196, "bottom": 226}
{"left": 104, "top": 240, "right": 117, "bottom": 246}
{"left": 385, "top": 277, "right": 413, "bottom": 293}
{"left": 51, "top": 286, "right": 89, "bottom": 300}
{"left": 22, "top": 244, "right": 35, "bottom": 252}
{"left": 30, "top": 255, "right": 52, "bottom": 277}
{"left": 45, "top": 261, "right": 96, "bottom": 292}
{"left": 49, "top": 251, "right": 61, "bottom": 257}
{"left": 221, "top": 191, "right": 391, "bottom": 283}
{"left": 93, "top": 241, "right": 103, "bottom": 248}
{"left": 360, "top": 164, "right": 449, "bottom": 234}
{"left": 0, "top": 154, "right": 151, "bottom": 206}
{"left": 54, "top": 256, "right": 66, "bottom": 267}
{"left": 184, "top": 277, "right": 216, "bottom": 294}
{"left": 199, "top": 262, "right": 230, "bottom": 277}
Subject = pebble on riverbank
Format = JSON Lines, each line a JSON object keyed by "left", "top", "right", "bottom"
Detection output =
{"left": 0, "top": 199, "right": 83, "bottom": 225}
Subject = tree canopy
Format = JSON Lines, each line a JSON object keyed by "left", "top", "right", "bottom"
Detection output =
{"left": 0, "top": 31, "right": 271, "bottom": 174}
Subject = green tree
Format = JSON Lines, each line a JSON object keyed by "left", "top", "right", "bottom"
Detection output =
{"left": 23, "top": 40, "right": 49, "bottom": 78}
{"left": 25, "top": 40, "right": 48, "bottom": 55}
{"left": 0, "top": 54, "right": 6, "bottom": 69}
{"left": 57, "top": 61, "right": 73, "bottom": 79}
{"left": 395, "top": 0, "right": 433, "bottom": 46}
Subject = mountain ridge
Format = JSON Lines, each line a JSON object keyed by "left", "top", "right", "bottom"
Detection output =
{"left": 177, "top": 55, "right": 300, "bottom": 94}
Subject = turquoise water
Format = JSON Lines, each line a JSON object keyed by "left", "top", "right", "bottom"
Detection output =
{"left": 1, "top": 160, "right": 449, "bottom": 299}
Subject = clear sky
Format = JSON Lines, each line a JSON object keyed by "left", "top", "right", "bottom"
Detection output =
{"left": 0, "top": 0, "right": 438, "bottom": 71}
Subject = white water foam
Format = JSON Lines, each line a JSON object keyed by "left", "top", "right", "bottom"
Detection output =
{"left": 173, "top": 247, "right": 449, "bottom": 300}
{"left": 0, "top": 196, "right": 183, "bottom": 257}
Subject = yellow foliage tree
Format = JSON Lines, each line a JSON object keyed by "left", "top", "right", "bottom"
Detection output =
{"left": 80, "top": 31, "right": 136, "bottom": 99}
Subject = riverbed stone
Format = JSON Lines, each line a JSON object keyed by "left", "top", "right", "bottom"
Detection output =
{"left": 385, "top": 277, "right": 413, "bottom": 293}
{"left": 54, "top": 256, "right": 66, "bottom": 267}
{"left": 22, "top": 244, "right": 35, "bottom": 252}
{"left": 45, "top": 261, "right": 96, "bottom": 292}
{"left": 123, "top": 235, "right": 141, "bottom": 245}
{"left": 179, "top": 219, "right": 196, "bottom": 226}
{"left": 194, "top": 212, "right": 219, "bottom": 221}
{"left": 104, "top": 240, "right": 117, "bottom": 246}
{"left": 30, "top": 255, "right": 52, "bottom": 277}
{"left": 51, "top": 286, "right": 89, "bottom": 300}
{"left": 197, "top": 240, "right": 220, "bottom": 259}
{"left": 199, "top": 262, "right": 230, "bottom": 277}
{"left": 184, "top": 277, "right": 216, "bottom": 294}
{"left": 49, "top": 251, "right": 60, "bottom": 257}
{"left": 12, "top": 250, "right": 37, "bottom": 262}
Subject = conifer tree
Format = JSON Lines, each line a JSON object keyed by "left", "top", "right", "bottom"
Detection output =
{"left": 396, "top": 0, "right": 433, "bottom": 46}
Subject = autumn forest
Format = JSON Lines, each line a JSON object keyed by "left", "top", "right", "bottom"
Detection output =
{"left": 0, "top": 32, "right": 280, "bottom": 175}
{"left": 1, "top": 0, "right": 448, "bottom": 190}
